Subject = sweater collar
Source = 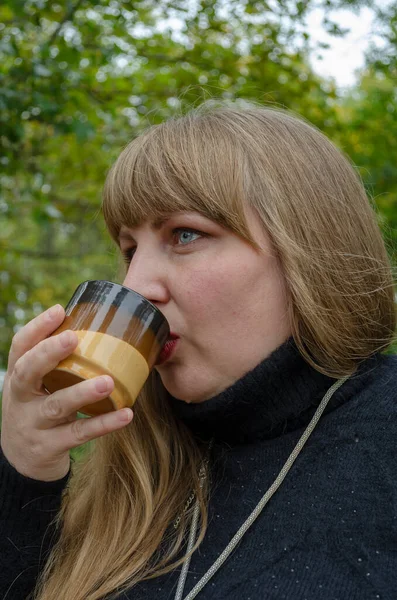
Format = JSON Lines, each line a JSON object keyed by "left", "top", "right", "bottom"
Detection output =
{"left": 168, "top": 337, "right": 378, "bottom": 445}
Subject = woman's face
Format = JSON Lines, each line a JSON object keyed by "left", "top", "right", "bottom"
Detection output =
{"left": 119, "top": 208, "right": 291, "bottom": 403}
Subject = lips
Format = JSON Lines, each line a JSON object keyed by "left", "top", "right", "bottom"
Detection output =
{"left": 156, "top": 333, "right": 179, "bottom": 365}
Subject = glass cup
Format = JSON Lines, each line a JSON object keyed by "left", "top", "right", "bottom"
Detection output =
{"left": 42, "top": 280, "right": 170, "bottom": 417}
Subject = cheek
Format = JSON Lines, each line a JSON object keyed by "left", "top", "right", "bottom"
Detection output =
{"left": 190, "top": 256, "right": 288, "bottom": 330}
{"left": 179, "top": 258, "right": 256, "bottom": 321}
{"left": 181, "top": 268, "right": 229, "bottom": 314}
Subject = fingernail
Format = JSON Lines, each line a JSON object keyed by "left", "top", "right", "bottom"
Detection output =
{"left": 119, "top": 409, "right": 133, "bottom": 422}
{"left": 60, "top": 331, "right": 73, "bottom": 347}
{"left": 48, "top": 304, "right": 61, "bottom": 320}
{"left": 95, "top": 376, "right": 110, "bottom": 393}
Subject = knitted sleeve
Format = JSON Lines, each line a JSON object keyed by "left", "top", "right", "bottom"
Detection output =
{"left": 0, "top": 446, "right": 70, "bottom": 600}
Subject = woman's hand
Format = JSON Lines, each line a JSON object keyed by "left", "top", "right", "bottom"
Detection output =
{"left": 0, "top": 304, "right": 133, "bottom": 482}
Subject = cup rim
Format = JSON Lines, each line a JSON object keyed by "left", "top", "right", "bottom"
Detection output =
{"left": 83, "top": 279, "right": 168, "bottom": 324}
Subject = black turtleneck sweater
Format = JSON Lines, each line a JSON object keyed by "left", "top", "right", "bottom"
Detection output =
{"left": 1, "top": 339, "right": 397, "bottom": 600}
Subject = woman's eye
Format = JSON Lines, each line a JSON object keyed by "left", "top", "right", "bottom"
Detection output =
{"left": 121, "top": 228, "right": 203, "bottom": 263}
{"left": 121, "top": 247, "right": 136, "bottom": 264}
{"left": 173, "top": 228, "right": 202, "bottom": 245}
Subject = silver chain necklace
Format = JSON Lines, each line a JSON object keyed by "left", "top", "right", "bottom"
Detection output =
{"left": 174, "top": 375, "right": 349, "bottom": 600}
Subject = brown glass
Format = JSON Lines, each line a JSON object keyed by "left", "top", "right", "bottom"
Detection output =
{"left": 52, "top": 280, "right": 169, "bottom": 368}
{"left": 54, "top": 304, "right": 164, "bottom": 369}
{"left": 42, "top": 280, "right": 170, "bottom": 416}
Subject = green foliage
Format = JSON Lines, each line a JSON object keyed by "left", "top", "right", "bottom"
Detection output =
{"left": 0, "top": 0, "right": 395, "bottom": 371}
{"left": 334, "top": 72, "right": 397, "bottom": 266}
{"left": 1, "top": 0, "right": 394, "bottom": 467}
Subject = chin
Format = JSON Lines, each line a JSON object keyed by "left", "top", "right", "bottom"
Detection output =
{"left": 157, "top": 372, "right": 213, "bottom": 404}
{"left": 166, "top": 386, "right": 212, "bottom": 404}
{"left": 156, "top": 360, "right": 229, "bottom": 403}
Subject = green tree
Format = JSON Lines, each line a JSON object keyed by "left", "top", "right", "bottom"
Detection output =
{"left": 334, "top": 1, "right": 397, "bottom": 352}
{"left": 0, "top": 0, "right": 383, "bottom": 366}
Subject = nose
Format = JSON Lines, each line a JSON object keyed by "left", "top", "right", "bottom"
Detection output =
{"left": 122, "top": 248, "right": 170, "bottom": 307}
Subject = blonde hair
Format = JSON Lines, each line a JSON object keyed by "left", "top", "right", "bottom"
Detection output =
{"left": 33, "top": 101, "right": 396, "bottom": 599}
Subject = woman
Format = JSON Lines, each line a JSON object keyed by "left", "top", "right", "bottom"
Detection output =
{"left": 0, "top": 101, "right": 396, "bottom": 600}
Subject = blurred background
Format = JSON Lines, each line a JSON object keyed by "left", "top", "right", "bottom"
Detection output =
{"left": 1, "top": 0, "right": 397, "bottom": 377}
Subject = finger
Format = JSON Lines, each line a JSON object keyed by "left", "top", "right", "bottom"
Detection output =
{"left": 51, "top": 407, "right": 134, "bottom": 453}
{"left": 36, "top": 375, "right": 115, "bottom": 429}
{"left": 8, "top": 305, "right": 65, "bottom": 374}
{"left": 11, "top": 329, "right": 78, "bottom": 396}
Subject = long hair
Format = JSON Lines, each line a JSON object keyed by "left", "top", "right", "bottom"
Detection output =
{"left": 33, "top": 101, "right": 396, "bottom": 599}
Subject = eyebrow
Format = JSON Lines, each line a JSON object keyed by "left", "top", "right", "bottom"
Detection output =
{"left": 152, "top": 216, "right": 171, "bottom": 230}
{"left": 118, "top": 216, "right": 172, "bottom": 241}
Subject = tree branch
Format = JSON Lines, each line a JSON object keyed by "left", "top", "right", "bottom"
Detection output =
{"left": 47, "top": 0, "right": 86, "bottom": 46}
